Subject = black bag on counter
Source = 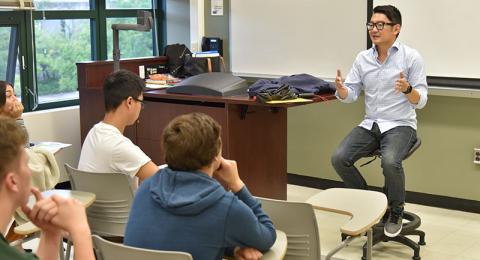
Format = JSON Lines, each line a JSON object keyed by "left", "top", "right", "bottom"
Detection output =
{"left": 164, "top": 43, "right": 191, "bottom": 78}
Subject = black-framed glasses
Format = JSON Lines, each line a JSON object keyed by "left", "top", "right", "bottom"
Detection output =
{"left": 131, "top": 96, "right": 145, "bottom": 109}
{"left": 366, "top": 22, "right": 396, "bottom": 31}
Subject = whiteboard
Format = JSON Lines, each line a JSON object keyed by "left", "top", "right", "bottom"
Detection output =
{"left": 374, "top": 0, "right": 480, "bottom": 79}
{"left": 230, "top": 0, "right": 367, "bottom": 79}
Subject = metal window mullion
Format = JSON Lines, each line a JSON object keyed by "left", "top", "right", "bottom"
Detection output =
{"left": 6, "top": 26, "right": 19, "bottom": 84}
{"left": 24, "top": 10, "right": 38, "bottom": 111}
{"left": 32, "top": 10, "right": 96, "bottom": 20}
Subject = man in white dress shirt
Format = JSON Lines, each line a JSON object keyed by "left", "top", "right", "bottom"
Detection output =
{"left": 331, "top": 5, "right": 428, "bottom": 237}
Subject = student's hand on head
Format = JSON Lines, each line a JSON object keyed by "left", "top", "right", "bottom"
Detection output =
{"left": 213, "top": 157, "right": 244, "bottom": 193}
{"left": 21, "top": 188, "right": 62, "bottom": 236}
{"left": 395, "top": 72, "right": 409, "bottom": 94}
{"left": 234, "top": 247, "right": 263, "bottom": 260}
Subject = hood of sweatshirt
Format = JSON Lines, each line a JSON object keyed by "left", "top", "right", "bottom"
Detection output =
{"left": 149, "top": 167, "right": 227, "bottom": 216}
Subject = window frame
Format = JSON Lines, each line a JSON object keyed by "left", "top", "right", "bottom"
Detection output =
{"left": 1, "top": 0, "right": 164, "bottom": 112}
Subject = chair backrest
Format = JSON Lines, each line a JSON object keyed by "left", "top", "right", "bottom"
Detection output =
{"left": 92, "top": 235, "right": 193, "bottom": 260}
{"left": 64, "top": 163, "right": 134, "bottom": 237}
{"left": 257, "top": 197, "right": 321, "bottom": 260}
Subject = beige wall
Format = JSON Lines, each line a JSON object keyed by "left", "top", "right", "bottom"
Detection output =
{"left": 288, "top": 95, "right": 480, "bottom": 201}
{"left": 23, "top": 106, "right": 81, "bottom": 183}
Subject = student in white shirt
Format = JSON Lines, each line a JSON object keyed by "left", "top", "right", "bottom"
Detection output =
{"left": 78, "top": 70, "right": 157, "bottom": 186}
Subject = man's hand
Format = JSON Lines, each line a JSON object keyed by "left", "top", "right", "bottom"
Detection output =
{"left": 234, "top": 247, "right": 263, "bottom": 260}
{"left": 48, "top": 194, "right": 90, "bottom": 235}
{"left": 213, "top": 158, "right": 244, "bottom": 193}
{"left": 335, "top": 69, "right": 345, "bottom": 90}
{"left": 10, "top": 99, "right": 24, "bottom": 119}
{"left": 21, "top": 188, "right": 63, "bottom": 237}
{"left": 335, "top": 69, "right": 348, "bottom": 99}
{"left": 395, "top": 72, "right": 410, "bottom": 94}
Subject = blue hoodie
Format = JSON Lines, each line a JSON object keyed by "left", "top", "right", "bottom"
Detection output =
{"left": 124, "top": 168, "right": 276, "bottom": 260}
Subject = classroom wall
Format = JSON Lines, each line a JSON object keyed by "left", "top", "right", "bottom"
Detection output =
{"left": 203, "top": 0, "right": 480, "bottom": 202}
{"left": 288, "top": 95, "right": 480, "bottom": 201}
{"left": 23, "top": 106, "right": 81, "bottom": 183}
{"left": 166, "top": 0, "right": 190, "bottom": 45}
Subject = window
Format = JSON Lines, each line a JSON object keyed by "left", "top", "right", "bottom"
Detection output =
{"left": 106, "top": 17, "right": 153, "bottom": 60}
{"left": 106, "top": 0, "right": 152, "bottom": 10}
{"left": 34, "top": 0, "right": 90, "bottom": 10}
{"left": 0, "top": 14, "right": 26, "bottom": 103}
{"left": 0, "top": 0, "right": 163, "bottom": 111}
{"left": 35, "top": 19, "right": 91, "bottom": 103}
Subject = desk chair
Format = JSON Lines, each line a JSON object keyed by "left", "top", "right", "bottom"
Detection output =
{"left": 258, "top": 197, "right": 345, "bottom": 260}
{"left": 92, "top": 235, "right": 193, "bottom": 260}
{"left": 306, "top": 188, "right": 387, "bottom": 260}
{"left": 64, "top": 164, "right": 134, "bottom": 237}
{"left": 359, "top": 138, "right": 425, "bottom": 260}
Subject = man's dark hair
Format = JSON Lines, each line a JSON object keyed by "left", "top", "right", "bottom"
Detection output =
{"left": 0, "top": 80, "right": 13, "bottom": 107}
{"left": 373, "top": 5, "right": 402, "bottom": 26}
{"left": 103, "top": 70, "right": 144, "bottom": 112}
{"left": 162, "top": 113, "right": 222, "bottom": 171}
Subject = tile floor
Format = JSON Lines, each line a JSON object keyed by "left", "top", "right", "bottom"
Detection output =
{"left": 22, "top": 184, "right": 480, "bottom": 260}
{"left": 287, "top": 184, "right": 480, "bottom": 260}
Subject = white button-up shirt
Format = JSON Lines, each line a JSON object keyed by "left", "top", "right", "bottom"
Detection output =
{"left": 336, "top": 41, "right": 428, "bottom": 133}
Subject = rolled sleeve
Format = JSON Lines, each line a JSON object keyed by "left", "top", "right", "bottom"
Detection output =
{"left": 409, "top": 51, "right": 428, "bottom": 109}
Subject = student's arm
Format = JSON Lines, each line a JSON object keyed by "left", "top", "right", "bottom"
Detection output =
{"left": 22, "top": 188, "right": 95, "bottom": 260}
{"left": 136, "top": 161, "right": 158, "bottom": 182}
{"left": 49, "top": 195, "right": 94, "bottom": 260}
{"left": 213, "top": 159, "right": 275, "bottom": 253}
{"left": 36, "top": 230, "right": 62, "bottom": 260}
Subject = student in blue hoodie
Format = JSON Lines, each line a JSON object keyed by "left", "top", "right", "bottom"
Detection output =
{"left": 124, "top": 112, "right": 276, "bottom": 260}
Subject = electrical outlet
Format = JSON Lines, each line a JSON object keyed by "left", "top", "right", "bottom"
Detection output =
{"left": 474, "top": 148, "right": 480, "bottom": 164}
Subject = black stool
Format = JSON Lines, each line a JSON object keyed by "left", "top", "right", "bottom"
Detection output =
{"left": 360, "top": 138, "right": 426, "bottom": 260}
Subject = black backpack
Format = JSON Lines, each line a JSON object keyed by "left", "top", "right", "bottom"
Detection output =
{"left": 164, "top": 44, "right": 192, "bottom": 78}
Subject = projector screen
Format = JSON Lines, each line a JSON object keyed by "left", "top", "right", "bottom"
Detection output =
{"left": 230, "top": 0, "right": 480, "bottom": 88}
{"left": 230, "top": 0, "right": 367, "bottom": 79}
{"left": 374, "top": 0, "right": 480, "bottom": 79}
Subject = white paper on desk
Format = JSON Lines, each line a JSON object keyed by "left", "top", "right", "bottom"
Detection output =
{"left": 31, "top": 141, "right": 71, "bottom": 154}
{"left": 145, "top": 83, "right": 170, "bottom": 89}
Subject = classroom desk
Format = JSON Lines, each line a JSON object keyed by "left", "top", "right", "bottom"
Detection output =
{"left": 14, "top": 190, "right": 96, "bottom": 236}
{"left": 138, "top": 89, "right": 335, "bottom": 199}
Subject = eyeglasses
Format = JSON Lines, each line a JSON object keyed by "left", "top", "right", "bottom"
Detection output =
{"left": 131, "top": 96, "right": 145, "bottom": 109}
{"left": 366, "top": 22, "right": 396, "bottom": 31}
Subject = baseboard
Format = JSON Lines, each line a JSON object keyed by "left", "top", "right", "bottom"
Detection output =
{"left": 288, "top": 173, "right": 480, "bottom": 214}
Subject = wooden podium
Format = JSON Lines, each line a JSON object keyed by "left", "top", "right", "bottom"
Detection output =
{"left": 77, "top": 57, "right": 334, "bottom": 199}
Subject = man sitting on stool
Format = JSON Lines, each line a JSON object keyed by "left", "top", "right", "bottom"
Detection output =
{"left": 331, "top": 5, "right": 428, "bottom": 237}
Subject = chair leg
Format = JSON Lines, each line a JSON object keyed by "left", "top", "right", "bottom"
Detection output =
{"left": 59, "top": 242, "right": 65, "bottom": 260}
{"left": 65, "top": 240, "right": 72, "bottom": 260}
{"left": 388, "top": 236, "right": 421, "bottom": 260}
{"left": 404, "top": 229, "right": 426, "bottom": 246}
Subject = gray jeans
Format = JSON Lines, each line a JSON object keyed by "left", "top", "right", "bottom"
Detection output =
{"left": 331, "top": 123, "right": 417, "bottom": 208}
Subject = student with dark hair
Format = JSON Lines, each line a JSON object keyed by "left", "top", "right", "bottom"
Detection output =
{"left": 332, "top": 5, "right": 428, "bottom": 237}
{"left": 124, "top": 113, "right": 276, "bottom": 260}
{"left": 0, "top": 81, "right": 29, "bottom": 147}
{"left": 78, "top": 70, "right": 157, "bottom": 188}
{"left": 0, "top": 117, "right": 94, "bottom": 260}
